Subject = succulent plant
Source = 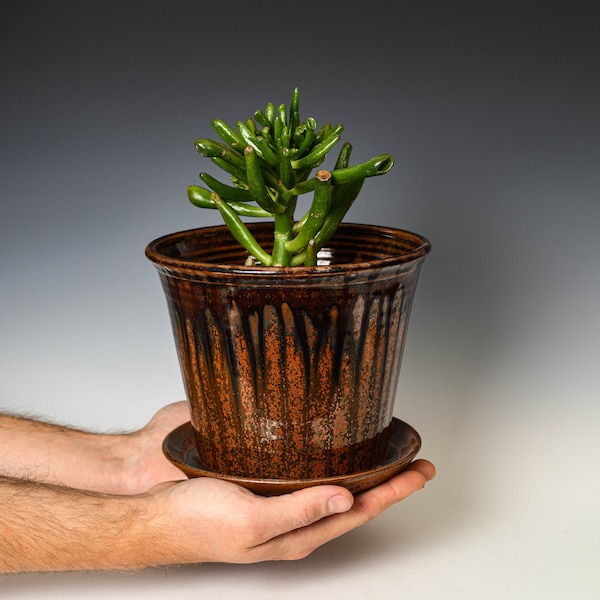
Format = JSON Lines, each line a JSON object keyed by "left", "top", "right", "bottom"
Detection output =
{"left": 187, "top": 88, "right": 394, "bottom": 267}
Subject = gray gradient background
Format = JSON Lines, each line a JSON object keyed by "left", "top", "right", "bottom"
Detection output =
{"left": 1, "top": 1, "right": 598, "bottom": 597}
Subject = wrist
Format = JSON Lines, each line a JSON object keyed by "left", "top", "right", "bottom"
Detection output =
{"left": 130, "top": 484, "right": 193, "bottom": 569}
{"left": 92, "top": 430, "right": 153, "bottom": 495}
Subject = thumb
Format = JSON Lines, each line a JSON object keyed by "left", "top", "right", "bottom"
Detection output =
{"left": 258, "top": 485, "right": 355, "bottom": 538}
{"left": 244, "top": 485, "right": 355, "bottom": 561}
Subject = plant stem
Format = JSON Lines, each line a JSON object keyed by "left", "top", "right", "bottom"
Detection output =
{"left": 272, "top": 210, "right": 294, "bottom": 266}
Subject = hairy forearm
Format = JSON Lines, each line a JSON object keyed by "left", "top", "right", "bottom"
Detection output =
{"left": 0, "top": 413, "right": 134, "bottom": 494}
{"left": 0, "top": 475, "right": 157, "bottom": 573}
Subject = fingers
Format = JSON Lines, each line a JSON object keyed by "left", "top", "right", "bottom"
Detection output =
{"left": 240, "top": 484, "right": 355, "bottom": 561}
{"left": 349, "top": 459, "right": 435, "bottom": 522}
{"left": 249, "top": 459, "right": 435, "bottom": 561}
{"left": 258, "top": 485, "right": 355, "bottom": 534}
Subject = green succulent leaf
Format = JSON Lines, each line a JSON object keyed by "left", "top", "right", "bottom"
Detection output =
{"left": 199, "top": 173, "right": 254, "bottom": 203}
{"left": 188, "top": 88, "right": 394, "bottom": 266}
{"left": 210, "top": 193, "right": 274, "bottom": 265}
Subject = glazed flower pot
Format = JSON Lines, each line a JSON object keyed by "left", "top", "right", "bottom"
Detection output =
{"left": 146, "top": 222, "right": 430, "bottom": 492}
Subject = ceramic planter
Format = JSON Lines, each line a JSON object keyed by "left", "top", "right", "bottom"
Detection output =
{"left": 146, "top": 222, "right": 430, "bottom": 493}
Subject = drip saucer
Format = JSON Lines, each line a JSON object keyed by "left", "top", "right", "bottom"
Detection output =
{"left": 162, "top": 417, "right": 421, "bottom": 496}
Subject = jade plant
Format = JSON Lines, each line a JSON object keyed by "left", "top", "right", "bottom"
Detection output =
{"left": 187, "top": 88, "right": 394, "bottom": 267}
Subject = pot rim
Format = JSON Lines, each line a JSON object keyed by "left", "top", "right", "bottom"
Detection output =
{"left": 145, "top": 222, "right": 431, "bottom": 277}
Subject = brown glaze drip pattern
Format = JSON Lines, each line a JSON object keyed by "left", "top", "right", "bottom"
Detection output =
{"left": 147, "top": 223, "right": 430, "bottom": 480}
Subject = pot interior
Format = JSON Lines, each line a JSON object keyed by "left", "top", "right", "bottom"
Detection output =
{"left": 147, "top": 222, "right": 431, "bottom": 273}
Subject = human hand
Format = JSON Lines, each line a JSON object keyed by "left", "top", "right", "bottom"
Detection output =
{"left": 141, "top": 459, "right": 435, "bottom": 565}
{"left": 120, "top": 401, "right": 190, "bottom": 494}
{"left": 0, "top": 401, "right": 190, "bottom": 495}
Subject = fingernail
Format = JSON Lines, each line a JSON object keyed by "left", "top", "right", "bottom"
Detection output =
{"left": 328, "top": 494, "right": 353, "bottom": 514}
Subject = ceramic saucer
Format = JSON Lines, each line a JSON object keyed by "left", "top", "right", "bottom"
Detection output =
{"left": 162, "top": 417, "right": 421, "bottom": 496}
